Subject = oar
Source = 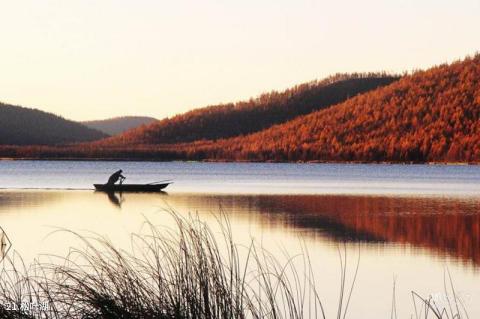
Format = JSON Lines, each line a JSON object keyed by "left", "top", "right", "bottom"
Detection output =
{"left": 148, "top": 179, "right": 173, "bottom": 185}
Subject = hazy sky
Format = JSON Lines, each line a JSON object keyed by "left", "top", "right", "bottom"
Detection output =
{"left": 0, "top": 0, "right": 478, "bottom": 121}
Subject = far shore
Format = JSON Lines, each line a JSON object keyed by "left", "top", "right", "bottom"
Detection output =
{"left": 0, "top": 156, "right": 476, "bottom": 165}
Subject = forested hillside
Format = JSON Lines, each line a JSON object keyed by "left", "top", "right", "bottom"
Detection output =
{"left": 82, "top": 116, "right": 157, "bottom": 135}
{"left": 2, "top": 54, "right": 479, "bottom": 163}
{"left": 181, "top": 54, "right": 480, "bottom": 162}
{"left": 0, "top": 103, "right": 107, "bottom": 145}
{"left": 105, "top": 74, "right": 399, "bottom": 145}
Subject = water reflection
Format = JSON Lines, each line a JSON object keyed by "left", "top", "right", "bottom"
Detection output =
{"left": 0, "top": 190, "right": 63, "bottom": 211}
{"left": 251, "top": 195, "right": 480, "bottom": 267}
{"left": 1, "top": 190, "right": 479, "bottom": 317}
{"left": 106, "top": 191, "right": 123, "bottom": 208}
{"left": 0, "top": 190, "right": 479, "bottom": 268}
{"left": 99, "top": 191, "right": 168, "bottom": 208}
{"left": 161, "top": 194, "right": 480, "bottom": 268}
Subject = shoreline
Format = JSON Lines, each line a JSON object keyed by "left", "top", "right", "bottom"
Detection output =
{"left": 0, "top": 156, "right": 477, "bottom": 165}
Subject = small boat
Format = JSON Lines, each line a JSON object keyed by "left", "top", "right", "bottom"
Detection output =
{"left": 94, "top": 182, "right": 171, "bottom": 193}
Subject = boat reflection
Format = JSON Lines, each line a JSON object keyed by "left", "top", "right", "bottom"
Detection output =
{"left": 98, "top": 190, "right": 168, "bottom": 208}
{"left": 106, "top": 191, "right": 123, "bottom": 208}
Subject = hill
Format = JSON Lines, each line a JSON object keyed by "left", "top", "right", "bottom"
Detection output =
{"left": 82, "top": 116, "right": 157, "bottom": 136}
{"left": 0, "top": 102, "right": 107, "bottom": 145}
{"left": 105, "top": 74, "right": 399, "bottom": 145}
{"left": 2, "top": 54, "right": 479, "bottom": 163}
{"left": 182, "top": 54, "right": 480, "bottom": 162}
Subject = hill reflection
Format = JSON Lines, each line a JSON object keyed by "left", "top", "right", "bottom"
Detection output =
{"left": 251, "top": 195, "right": 480, "bottom": 267}
{"left": 165, "top": 194, "right": 480, "bottom": 267}
{"left": 1, "top": 190, "right": 478, "bottom": 268}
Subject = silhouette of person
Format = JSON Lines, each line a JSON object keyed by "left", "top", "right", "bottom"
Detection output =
{"left": 107, "top": 170, "right": 126, "bottom": 185}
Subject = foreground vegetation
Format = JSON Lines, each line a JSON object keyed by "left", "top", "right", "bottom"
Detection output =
{"left": 0, "top": 212, "right": 471, "bottom": 318}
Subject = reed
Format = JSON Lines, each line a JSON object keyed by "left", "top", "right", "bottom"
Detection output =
{"left": 0, "top": 211, "right": 470, "bottom": 319}
{"left": 0, "top": 212, "right": 327, "bottom": 319}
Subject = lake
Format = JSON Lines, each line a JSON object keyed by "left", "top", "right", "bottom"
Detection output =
{"left": 0, "top": 160, "right": 479, "bottom": 318}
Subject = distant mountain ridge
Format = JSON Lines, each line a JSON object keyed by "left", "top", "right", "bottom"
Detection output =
{"left": 82, "top": 116, "right": 157, "bottom": 136}
{"left": 0, "top": 102, "right": 107, "bottom": 145}
{"left": 104, "top": 74, "right": 399, "bottom": 145}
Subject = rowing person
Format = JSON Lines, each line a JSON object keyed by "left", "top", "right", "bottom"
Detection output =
{"left": 107, "top": 170, "right": 126, "bottom": 185}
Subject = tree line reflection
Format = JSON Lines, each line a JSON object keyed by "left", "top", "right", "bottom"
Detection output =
{"left": 249, "top": 195, "right": 480, "bottom": 267}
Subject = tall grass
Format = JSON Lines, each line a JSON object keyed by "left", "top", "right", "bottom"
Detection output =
{"left": 0, "top": 212, "right": 331, "bottom": 319}
{"left": 0, "top": 211, "right": 470, "bottom": 319}
{"left": 400, "top": 269, "right": 470, "bottom": 319}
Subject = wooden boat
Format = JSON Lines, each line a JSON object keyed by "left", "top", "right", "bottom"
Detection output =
{"left": 94, "top": 182, "right": 171, "bottom": 192}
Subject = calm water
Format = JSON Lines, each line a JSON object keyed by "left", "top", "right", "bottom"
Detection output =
{"left": 0, "top": 160, "right": 479, "bottom": 317}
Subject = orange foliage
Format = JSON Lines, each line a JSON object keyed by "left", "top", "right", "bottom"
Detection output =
{"left": 257, "top": 195, "right": 480, "bottom": 266}
{"left": 2, "top": 54, "right": 479, "bottom": 163}
{"left": 180, "top": 54, "right": 480, "bottom": 162}
{"left": 102, "top": 74, "right": 398, "bottom": 145}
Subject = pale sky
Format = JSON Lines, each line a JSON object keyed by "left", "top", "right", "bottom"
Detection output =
{"left": 0, "top": 0, "right": 478, "bottom": 121}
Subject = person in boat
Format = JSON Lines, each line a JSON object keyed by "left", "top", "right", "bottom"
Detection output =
{"left": 107, "top": 170, "right": 126, "bottom": 185}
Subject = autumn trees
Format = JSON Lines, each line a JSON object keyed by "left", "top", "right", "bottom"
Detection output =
{"left": 173, "top": 54, "right": 480, "bottom": 163}
{"left": 2, "top": 54, "right": 479, "bottom": 163}
{"left": 103, "top": 73, "right": 398, "bottom": 145}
